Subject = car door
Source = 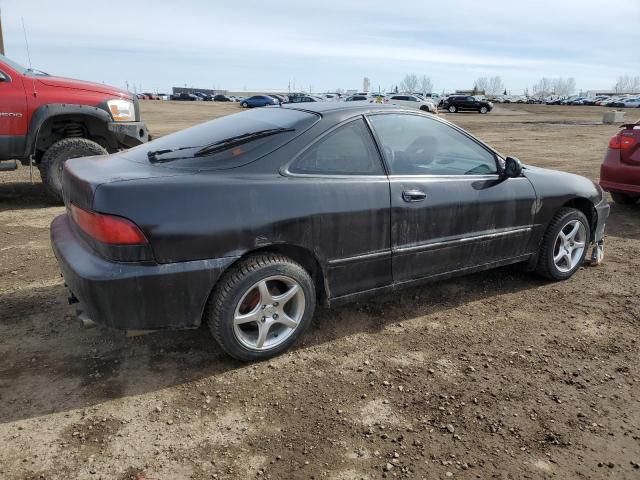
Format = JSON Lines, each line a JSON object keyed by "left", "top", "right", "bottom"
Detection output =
{"left": 389, "top": 95, "right": 410, "bottom": 109}
{"left": 286, "top": 117, "right": 392, "bottom": 298}
{"left": 367, "top": 112, "right": 537, "bottom": 283}
{"left": 0, "top": 69, "right": 28, "bottom": 158}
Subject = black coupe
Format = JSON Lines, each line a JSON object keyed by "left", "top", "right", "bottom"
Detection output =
{"left": 51, "top": 103, "right": 608, "bottom": 360}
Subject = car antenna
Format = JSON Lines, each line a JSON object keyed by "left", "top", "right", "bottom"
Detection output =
{"left": 22, "top": 16, "right": 37, "bottom": 184}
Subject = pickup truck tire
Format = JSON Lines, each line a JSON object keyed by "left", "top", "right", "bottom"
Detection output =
{"left": 206, "top": 253, "right": 316, "bottom": 362}
{"left": 40, "top": 138, "right": 108, "bottom": 201}
{"left": 610, "top": 192, "right": 638, "bottom": 205}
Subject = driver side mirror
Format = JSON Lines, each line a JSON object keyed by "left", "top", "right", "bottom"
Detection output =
{"left": 503, "top": 156, "right": 523, "bottom": 178}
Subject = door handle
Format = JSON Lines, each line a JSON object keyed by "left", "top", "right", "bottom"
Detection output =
{"left": 402, "top": 190, "right": 427, "bottom": 202}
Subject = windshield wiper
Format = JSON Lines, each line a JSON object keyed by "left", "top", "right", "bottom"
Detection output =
{"left": 147, "top": 128, "right": 294, "bottom": 164}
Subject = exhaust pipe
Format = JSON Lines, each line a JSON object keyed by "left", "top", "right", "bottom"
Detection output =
{"left": 78, "top": 311, "right": 96, "bottom": 329}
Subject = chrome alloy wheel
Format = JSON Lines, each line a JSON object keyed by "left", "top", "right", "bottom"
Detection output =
{"left": 553, "top": 219, "right": 586, "bottom": 273}
{"left": 233, "top": 275, "right": 305, "bottom": 351}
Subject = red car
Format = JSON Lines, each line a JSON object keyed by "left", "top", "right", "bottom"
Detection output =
{"left": 600, "top": 122, "right": 640, "bottom": 204}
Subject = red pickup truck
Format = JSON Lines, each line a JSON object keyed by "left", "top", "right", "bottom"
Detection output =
{"left": 0, "top": 53, "right": 149, "bottom": 200}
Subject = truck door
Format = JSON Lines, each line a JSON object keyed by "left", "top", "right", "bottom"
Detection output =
{"left": 0, "top": 68, "right": 28, "bottom": 159}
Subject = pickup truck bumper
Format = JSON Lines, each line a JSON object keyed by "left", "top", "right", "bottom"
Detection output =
{"left": 50, "top": 214, "right": 238, "bottom": 331}
{"left": 107, "top": 121, "right": 150, "bottom": 148}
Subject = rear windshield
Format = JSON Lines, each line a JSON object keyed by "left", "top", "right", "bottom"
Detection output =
{"left": 135, "top": 108, "right": 318, "bottom": 171}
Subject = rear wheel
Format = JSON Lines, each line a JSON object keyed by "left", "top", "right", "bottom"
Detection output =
{"left": 535, "top": 208, "right": 590, "bottom": 281}
{"left": 448, "top": 105, "right": 457, "bottom": 113}
{"left": 39, "top": 138, "right": 108, "bottom": 202}
{"left": 610, "top": 192, "right": 638, "bottom": 205}
{"left": 206, "top": 254, "right": 316, "bottom": 361}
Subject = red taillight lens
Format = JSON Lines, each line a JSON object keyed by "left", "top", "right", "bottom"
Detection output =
{"left": 609, "top": 134, "right": 621, "bottom": 149}
{"left": 609, "top": 133, "right": 638, "bottom": 150}
{"left": 69, "top": 204, "right": 148, "bottom": 245}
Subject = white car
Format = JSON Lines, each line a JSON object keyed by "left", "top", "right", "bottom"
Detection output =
{"left": 621, "top": 97, "right": 640, "bottom": 108}
{"left": 387, "top": 94, "right": 437, "bottom": 113}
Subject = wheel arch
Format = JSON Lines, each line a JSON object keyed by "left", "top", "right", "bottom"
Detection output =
{"left": 562, "top": 197, "right": 596, "bottom": 237}
{"left": 24, "top": 104, "right": 117, "bottom": 162}
{"left": 226, "top": 244, "right": 328, "bottom": 305}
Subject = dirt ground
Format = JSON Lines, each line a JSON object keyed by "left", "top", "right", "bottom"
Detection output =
{"left": 1, "top": 102, "right": 639, "bottom": 480}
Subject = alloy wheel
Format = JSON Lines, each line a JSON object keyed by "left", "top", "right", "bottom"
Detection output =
{"left": 553, "top": 220, "right": 586, "bottom": 273}
{"left": 233, "top": 275, "right": 305, "bottom": 351}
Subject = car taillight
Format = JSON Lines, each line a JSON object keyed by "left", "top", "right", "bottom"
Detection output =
{"left": 609, "top": 133, "right": 637, "bottom": 150}
{"left": 69, "top": 204, "right": 148, "bottom": 245}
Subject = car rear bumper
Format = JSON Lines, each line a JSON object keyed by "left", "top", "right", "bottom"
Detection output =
{"left": 600, "top": 179, "right": 640, "bottom": 195}
{"left": 50, "top": 214, "right": 238, "bottom": 331}
{"left": 107, "top": 121, "right": 150, "bottom": 147}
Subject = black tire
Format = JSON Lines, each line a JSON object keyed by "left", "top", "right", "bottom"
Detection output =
{"left": 535, "top": 207, "right": 590, "bottom": 281}
{"left": 610, "top": 192, "right": 637, "bottom": 205}
{"left": 479, "top": 106, "right": 488, "bottom": 114}
{"left": 39, "top": 138, "right": 108, "bottom": 202}
{"left": 241, "top": 102, "right": 248, "bottom": 108}
{"left": 206, "top": 253, "right": 316, "bottom": 361}
{"left": 448, "top": 105, "right": 457, "bottom": 113}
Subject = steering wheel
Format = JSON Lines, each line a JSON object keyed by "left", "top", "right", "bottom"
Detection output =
{"left": 405, "top": 136, "right": 437, "bottom": 165}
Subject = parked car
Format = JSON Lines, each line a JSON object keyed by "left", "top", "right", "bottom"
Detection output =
{"left": 600, "top": 122, "right": 640, "bottom": 204}
{"left": 269, "top": 94, "right": 288, "bottom": 104}
{"left": 611, "top": 97, "right": 640, "bottom": 108}
{"left": 194, "top": 92, "right": 213, "bottom": 101}
{"left": 441, "top": 95, "right": 493, "bottom": 114}
{"left": 0, "top": 53, "right": 149, "bottom": 200}
{"left": 51, "top": 102, "right": 609, "bottom": 361}
{"left": 387, "top": 94, "right": 437, "bottom": 113}
{"left": 345, "top": 95, "right": 369, "bottom": 101}
{"left": 240, "top": 95, "right": 279, "bottom": 108}
{"left": 213, "top": 94, "right": 232, "bottom": 102}
{"left": 172, "top": 93, "right": 198, "bottom": 101}
{"left": 288, "top": 95, "right": 321, "bottom": 103}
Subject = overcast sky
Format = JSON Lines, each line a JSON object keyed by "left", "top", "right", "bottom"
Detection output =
{"left": 2, "top": 0, "right": 639, "bottom": 94}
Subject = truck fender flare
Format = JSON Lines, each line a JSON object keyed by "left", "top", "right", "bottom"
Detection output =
{"left": 24, "top": 103, "right": 113, "bottom": 157}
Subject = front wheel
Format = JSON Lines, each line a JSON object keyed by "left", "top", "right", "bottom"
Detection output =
{"left": 206, "top": 254, "right": 316, "bottom": 361}
{"left": 39, "top": 137, "right": 108, "bottom": 202}
{"left": 241, "top": 102, "right": 248, "bottom": 108}
{"left": 535, "top": 208, "right": 590, "bottom": 281}
{"left": 480, "top": 106, "right": 488, "bottom": 114}
{"left": 610, "top": 192, "right": 638, "bottom": 205}
{"left": 448, "top": 105, "right": 457, "bottom": 113}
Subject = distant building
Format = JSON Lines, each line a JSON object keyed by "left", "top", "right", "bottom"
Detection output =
{"left": 172, "top": 87, "right": 227, "bottom": 96}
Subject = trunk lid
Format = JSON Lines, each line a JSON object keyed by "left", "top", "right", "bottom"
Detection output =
{"left": 62, "top": 150, "right": 187, "bottom": 211}
{"left": 618, "top": 123, "right": 640, "bottom": 166}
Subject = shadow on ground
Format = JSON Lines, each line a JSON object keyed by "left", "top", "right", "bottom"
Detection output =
{"left": 0, "top": 265, "right": 544, "bottom": 424}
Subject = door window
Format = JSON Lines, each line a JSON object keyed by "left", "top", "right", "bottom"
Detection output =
{"left": 369, "top": 114, "right": 498, "bottom": 176}
{"left": 290, "top": 119, "right": 384, "bottom": 175}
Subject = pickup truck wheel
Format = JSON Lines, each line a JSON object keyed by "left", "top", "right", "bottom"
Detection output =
{"left": 40, "top": 138, "right": 108, "bottom": 201}
{"left": 610, "top": 192, "right": 638, "bottom": 205}
{"left": 448, "top": 105, "right": 457, "bottom": 113}
{"left": 535, "top": 207, "right": 590, "bottom": 281}
{"left": 206, "top": 253, "right": 316, "bottom": 361}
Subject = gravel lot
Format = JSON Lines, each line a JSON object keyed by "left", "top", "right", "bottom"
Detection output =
{"left": 1, "top": 103, "right": 639, "bottom": 480}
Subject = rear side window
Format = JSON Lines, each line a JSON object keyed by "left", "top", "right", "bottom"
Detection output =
{"left": 290, "top": 119, "right": 384, "bottom": 176}
{"left": 137, "top": 108, "right": 318, "bottom": 170}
